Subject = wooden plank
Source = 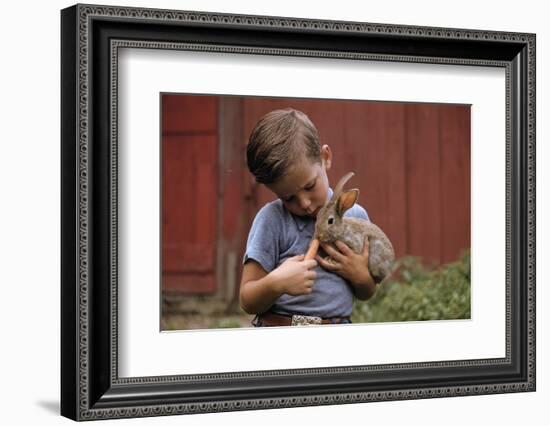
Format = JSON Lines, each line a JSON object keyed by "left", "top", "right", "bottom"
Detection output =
{"left": 342, "top": 101, "right": 407, "bottom": 259}
{"left": 162, "top": 133, "right": 217, "bottom": 293}
{"left": 440, "top": 105, "right": 471, "bottom": 263}
{"left": 163, "top": 274, "right": 217, "bottom": 294}
{"left": 162, "top": 134, "right": 194, "bottom": 252}
{"left": 383, "top": 104, "right": 408, "bottom": 260}
{"left": 219, "top": 97, "right": 247, "bottom": 301}
{"left": 194, "top": 125, "right": 218, "bottom": 247}
{"left": 163, "top": 242, "right": 215, "bottom": 273}
{"left": 405, "top": 104, "right": 442, "bottom": 265}
{"left": 162, "top": 94, "right": 217, "bottom": 134}
{"left": 219, "top": 98, "right": 245, "bottom": 240}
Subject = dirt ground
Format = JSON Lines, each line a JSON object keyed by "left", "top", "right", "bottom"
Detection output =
{"left": 162, "top": 311, "right": 256, "bottom": 331}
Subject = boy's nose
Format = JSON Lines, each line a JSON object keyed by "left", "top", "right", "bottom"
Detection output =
{"left": 298, "top": 196, "right": 311, "bottom": 211}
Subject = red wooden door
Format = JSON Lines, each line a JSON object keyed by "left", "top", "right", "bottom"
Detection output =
{"left": 161, "top": 95, "right": 218, "bottom": 294}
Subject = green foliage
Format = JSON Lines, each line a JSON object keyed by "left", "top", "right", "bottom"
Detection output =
{"left": 352, "top": 250, "right": 471, "bottom": 323}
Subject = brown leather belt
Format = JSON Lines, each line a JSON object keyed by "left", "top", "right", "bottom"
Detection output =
{"left": 254, "top": 312, "right": 351, "bottom": 327}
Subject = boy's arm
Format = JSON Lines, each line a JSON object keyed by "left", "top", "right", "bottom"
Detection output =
{"left": 240, "top": 256, "right": 318, "bottom": 315}
{"left": 350, "top": 267, "right": 377, "bottom": 301}
{"left": 349, "top": 237, "right": 376, "bottom": 300}
{"left": 239, "top": 260, "right": 281, "bottom": 315}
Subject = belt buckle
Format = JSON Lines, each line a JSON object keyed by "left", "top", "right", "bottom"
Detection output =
{"left": 291, "top": 314, "right": 322, "bottom": 326}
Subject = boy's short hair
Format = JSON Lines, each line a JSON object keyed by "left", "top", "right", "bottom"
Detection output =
{"left": 246, "top": 108, "right": 321, "bottom": 184}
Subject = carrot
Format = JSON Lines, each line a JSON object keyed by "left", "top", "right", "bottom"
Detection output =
{"left": 304, "top": 238, "right": 320, "bottom": 260}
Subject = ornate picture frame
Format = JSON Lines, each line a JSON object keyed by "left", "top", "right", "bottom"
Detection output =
{"left": 61, "top": 3, "right": 535, "bottom": 420}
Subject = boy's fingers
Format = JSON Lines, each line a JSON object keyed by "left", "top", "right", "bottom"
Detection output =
{"left": 306, "top": 270, "right": 317, "bottom": 280}
{"left": 315, "top": 255, "right": 324, "bottom": 265}
{"left": 335, "top": 240, "right": 352, "bottom": 255}
{"left": 304, "top": 259, "right": 318, "bottom": 269}
{"left": 363, "top": 237, "right": 370, "bottom": 256}
{"left": 316, "top": 255, "right": 336, "bottom": 270}
{"left": 322, "top": 243, "right": 345, "bottom": 263}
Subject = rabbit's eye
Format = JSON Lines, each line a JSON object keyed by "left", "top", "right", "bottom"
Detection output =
{"left": 328, "top": 217, "right": 334, "bottom": 225}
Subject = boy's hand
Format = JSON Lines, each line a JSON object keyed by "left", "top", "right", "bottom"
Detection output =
{"left": 316, "top": 238, "right": 373, "bottom": 288}
{"left": 270, "top": 255, "right": 318, "bottom": 296}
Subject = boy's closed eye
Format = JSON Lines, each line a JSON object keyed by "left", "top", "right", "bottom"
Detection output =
{"left": 284, "top": 180, "right": 316, "bottom": 202}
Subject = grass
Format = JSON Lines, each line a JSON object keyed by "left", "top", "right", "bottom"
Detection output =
{"left": 352, "top": 249, "right": 471, "bottom": 323}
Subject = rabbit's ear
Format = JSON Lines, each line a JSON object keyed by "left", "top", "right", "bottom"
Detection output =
{"left": 333, "top": 172, "right": 355, "bottom": 199}
{"left": 337, "top": 189, "right": 359, "bottom": 216}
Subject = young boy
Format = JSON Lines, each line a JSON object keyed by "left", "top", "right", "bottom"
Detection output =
{"left": 240, "top": 108, "right": 377, "bottom": 327}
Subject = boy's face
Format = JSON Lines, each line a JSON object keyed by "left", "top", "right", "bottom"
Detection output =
{"left": 267, "top": 145, "right": 332, "bottom": 218}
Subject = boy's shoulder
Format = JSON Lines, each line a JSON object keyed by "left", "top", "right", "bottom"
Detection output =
{"left": 345, "top": 203, "right": 369, "bottom": 221}
{"left": 255, "top": 198, "right": 286, "bottom": 219}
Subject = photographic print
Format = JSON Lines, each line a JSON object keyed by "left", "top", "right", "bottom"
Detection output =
{"left": 160, "top": 95, "right": 471, "bottom": 331}
{"left": 61, "top": 4, "right": 534, "bottom": 421}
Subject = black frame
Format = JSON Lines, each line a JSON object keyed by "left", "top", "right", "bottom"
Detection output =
{"left": 61, "top": 3, "right": 536, "bottom": 421}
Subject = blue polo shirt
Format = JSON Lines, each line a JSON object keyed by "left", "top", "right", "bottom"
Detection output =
{"left": 242, "top": 188, "right": 369, "bottom": 318}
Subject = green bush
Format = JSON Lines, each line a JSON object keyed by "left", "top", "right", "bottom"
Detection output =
{"left": 352, "top": 250, "right": 471, "bottom": 323}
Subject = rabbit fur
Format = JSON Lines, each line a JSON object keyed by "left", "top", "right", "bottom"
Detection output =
{"left": 313, "top": 172, "right": 395, "bottom": 283}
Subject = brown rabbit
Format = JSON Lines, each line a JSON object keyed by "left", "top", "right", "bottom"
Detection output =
{"left": 306, "top": 172, "right": 395, "bottom": 284}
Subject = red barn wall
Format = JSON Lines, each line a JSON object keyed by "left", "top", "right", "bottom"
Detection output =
{"left": 162, "top": 95, "right": 470, "bottom": 296}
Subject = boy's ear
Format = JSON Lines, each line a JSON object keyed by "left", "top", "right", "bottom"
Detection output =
{"left": 337, "top": 189, "right": 359, "bottom": 216}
